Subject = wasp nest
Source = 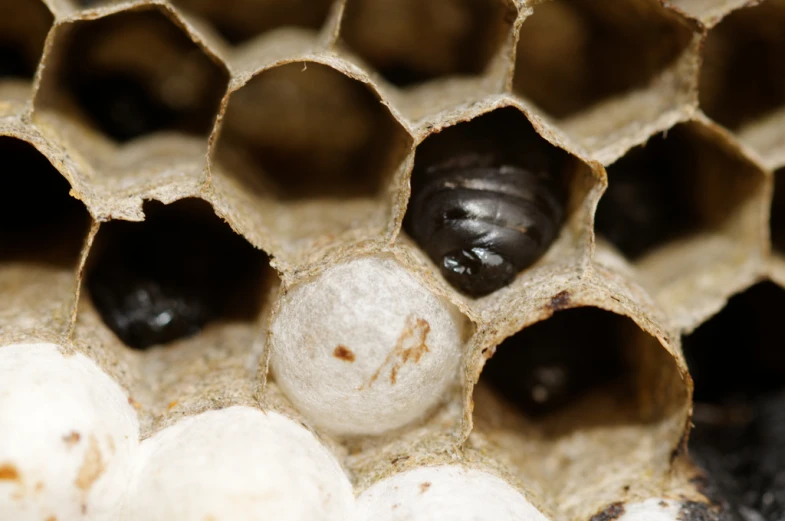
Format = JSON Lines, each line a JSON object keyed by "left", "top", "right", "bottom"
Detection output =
{"left": 1, "top": 0, "right": 784, "bottom": 520}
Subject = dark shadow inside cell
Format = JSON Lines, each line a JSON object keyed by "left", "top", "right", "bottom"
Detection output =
{"left": 54, "top": 9, "right": 228, "bottom": 142}
{"left": 402, "top": 108, "right": 574, "bottom": 297}
{"left": 0, "top": 137, "right": 90, "bottom": 267}
{"left": 480, "top": 308, "right": 630, "bottom": 423}
{"left": 684, "top": 282, "right": 785, "bottom": 521}
{"left": 171, "top": 0, "right": 334, "bottom": 45}
{"left": 700, "top": 1, "right": 785, "bottom": 130}
{"left": 513, "top": 0, "right": 692, "bottom": 119}
{"left": 595, "top": 131, "right": 699, "bottom": 260}
{"left": 340, "top": 0, "right": 514, "bottom": 87}
{"left": 0, "top": 0, "right": 54, "bottom": 79}
{"left": 85, "top": 199, "right": 270, "bottom": 350}
{"left": 771, "top": 168, "right": 785, "bottom": 254}
{"left": 217, "top": 62, "right": 411, "bottom": 199}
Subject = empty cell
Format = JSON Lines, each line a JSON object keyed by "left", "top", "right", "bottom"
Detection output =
{"left": 514, "top": 0, "right": 692, "bottom": 119}
{"left": 403, "top": 108, "right": 580, "bottom": 298}
{"left": 216, "top": 62, "right": 411, "bottom": 199}
{"left": 340, "top": 0, "right": 515, "bottom": 87}
{"left": 700, "top": 0, "right": 785, "bottom": 130}
{"left": 171, "top": 0, "right": 334, "bottom": 45}
{"left": 683, "top": 282, "right": 785, "bottom": 521}
{"left": 770, "top": 168, "right": 785, "bottom": 254}
{"left": 37, "top": 8, "right": 228, "bottom": 142}
{"left": 0, "top": 137, "right": 90, "bottom": 266}
{"left": 83, "top": 199, "right": 270, "bottom": 350}
{"left": 595, "top": 124, "right": 761, "bottom": 261}
{"left": 0, "top": 0, "right": 52, "bottom": 80}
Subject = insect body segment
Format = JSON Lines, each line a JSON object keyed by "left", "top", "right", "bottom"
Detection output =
{"left": 405, "top": 152, "right": 566, "bottom": 297}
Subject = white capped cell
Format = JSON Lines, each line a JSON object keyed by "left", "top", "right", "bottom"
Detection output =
{"left": 356, "top": 464, "right": 550, "bottom": 521}
{"left": 0, "top": 342, "right": 139, "bottom": 521}
{"left": 121, "top": 406, "right": 355, "bottom": 521}
{"left": 269, "top": 255, "right": 466, "bottom": 436}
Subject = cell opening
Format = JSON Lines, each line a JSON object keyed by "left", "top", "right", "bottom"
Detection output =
{"left": 683, "top": 282, "right": 785, "bottom": 521}
{"left": 700, "top": 0, "right": 785, "bottom": 131}
{"left": 0, "top": 0, "right": 52, "bottom": 80}
{"left": 216, "top": 62, "right": 411, "bottom": 200}
{"left": 171, "top": 0, "right": 334, "bottom": 45}
{"left": 479, "top": 307, "right": 679, "bottom": 429}
{"left": 513, "top": 0, "right": 693, "bottom": 119}
{"left": 340, "top": 0, "right": 516, "bottom": 87}
{"left": 83, "top": 199, "right": 271, "bottom": 350}
{"left": 0, "top": 137, "right": 90, "bottom": 267}
{"left": 595, "top": 124, "right": 760, "bottom": 261}
{"left": 402, "top": 108, "right": 582, "bottom": 298}
{"left": 38, "top": 9, "right": 228, "bottom": 143}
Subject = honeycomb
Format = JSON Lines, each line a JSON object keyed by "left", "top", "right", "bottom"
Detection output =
{"left": 0, "top": 0, "right": 784, "bottom": 520}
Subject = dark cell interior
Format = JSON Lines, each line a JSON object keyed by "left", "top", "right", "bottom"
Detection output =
{"left": 58, "top": 9, "right": 228, "bottom": 142}
{"left": 172, "top": 0, "right": 333, "bottom": 45}
{"left": 684, "top": 282, "right": 785, "bottom": 521}
{"left": 218, "top": 62, "right": 410, "bottom": 199}
{"left": 514, "top": 0, "right": 692, "bottom": 119}
{"left": 480, "top": 307, "right": 628, "bottom": 419}
{"left": 771, "top": 168, "right": 785, "bottom": 254}
{"left": 403, "top": 108, "right": 572, "bottom": 297}
{"left": 340, "top": 0, "right": 514, "bottom": 87}
{"left": 0, "top": 137, "right": 90, "bottom": 266}
{"left": 0, "top": 0, "right": 53, "bottom": 79}
{"left": 595, "top": 131, "right": 699, "bottom": 260}
{"left": 700, "top": 0, "right": 785, "bottom": 130}
{"left": 85, "top": 199, "right": 269, "bottom": 350}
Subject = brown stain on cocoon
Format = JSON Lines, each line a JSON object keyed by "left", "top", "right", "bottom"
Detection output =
{"left": 333, "top": 345, "right": 356, "bottom": 362}
{"left": 549, "top": 290, "right": 571, "bottom": 311}
{"left": 75, "top": 435, "right": 105, "bottom": 491}
{"left": 419, "top": 481, "right": 431, "bottom": 494}
{"left": 63, "top": 431, "right": 81, "bottom": 447}
{"left": 45, "top": 516, "right": 56, "bottom": 521}
{"left": 0, "top": 463, "right": 20, "bottom": 481}
{"left": 589, "top": 502, "right": 626, "bottom": 521}
{"left": 167, "top": 400, "right": 178, "bottom": 410}
{"left": 365, "top": 315, "right": 431, "bottom": 388}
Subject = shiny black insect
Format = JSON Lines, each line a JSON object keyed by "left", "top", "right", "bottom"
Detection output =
{"left": 86, "top": 200, "right": 264, "bottom": 350}
{"left": 404, "top": 151, "right": 566, "bottom": 298}
{"left": 481, "top": 308, "right": 624, "bottom": 417}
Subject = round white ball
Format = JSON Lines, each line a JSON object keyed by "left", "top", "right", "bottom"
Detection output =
{"left": 269, "top": 255, "right": 466, "bottom": 436}
{"left": 0, "top": 343, "right": 139, "bottom": 521}
{"left": 120, "top": 406, "right": 355, "bottom": 521}
{"left": 356, "top": 465, "right": 550, "bottom": 521}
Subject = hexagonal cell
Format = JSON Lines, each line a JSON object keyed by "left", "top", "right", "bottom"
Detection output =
{"left": 81, "top": 199, "right": 271, "bottom": 350}
{"left": 473, "top": 307, "right": 685, "bottom": 516}
{"left": 513, "top": 0, "right": 693, "bottom": 119}
{"left": 0, "top": 0, "right": 52, "bottom": 81}
{"left": 402, "top": 108, "right": 593, "bottom": 298}
{"left": 0, "top": 137, "right": 90, "bottom": 267}
{"left": 0, "top": 137, "right": 91, "bottom": 335}
{"left": 683, "top": 282, "right": 785, "bottom": 520}
{"left": 36, "top": 8, "right": 229, "bottom": 143}
{"left": 211, "top": 62, "right": 412, "bottom": 259}
{"left": 595, "top": 123, "right": 764, "bottom": 268}
{"left": 171, "top": 0, "right": 334, "bottom": 45}
{"left": 339, "top": 0, "right": 516, "bottom": 87}
{"left": 699, "top": 0, "right": 785, "bottom": 131}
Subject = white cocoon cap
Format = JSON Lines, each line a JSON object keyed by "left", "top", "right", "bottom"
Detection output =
{"left": 269, "top": 255, "right": 465, "bottom": 436}
{"left": 356, "top": 464, "right": 550, "bottom": 521}
{"left": 0, "top": 343, "right": 139, "bottom": 521}
{"left": 120, "top": 406, "right": 355, "bottom": 521}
